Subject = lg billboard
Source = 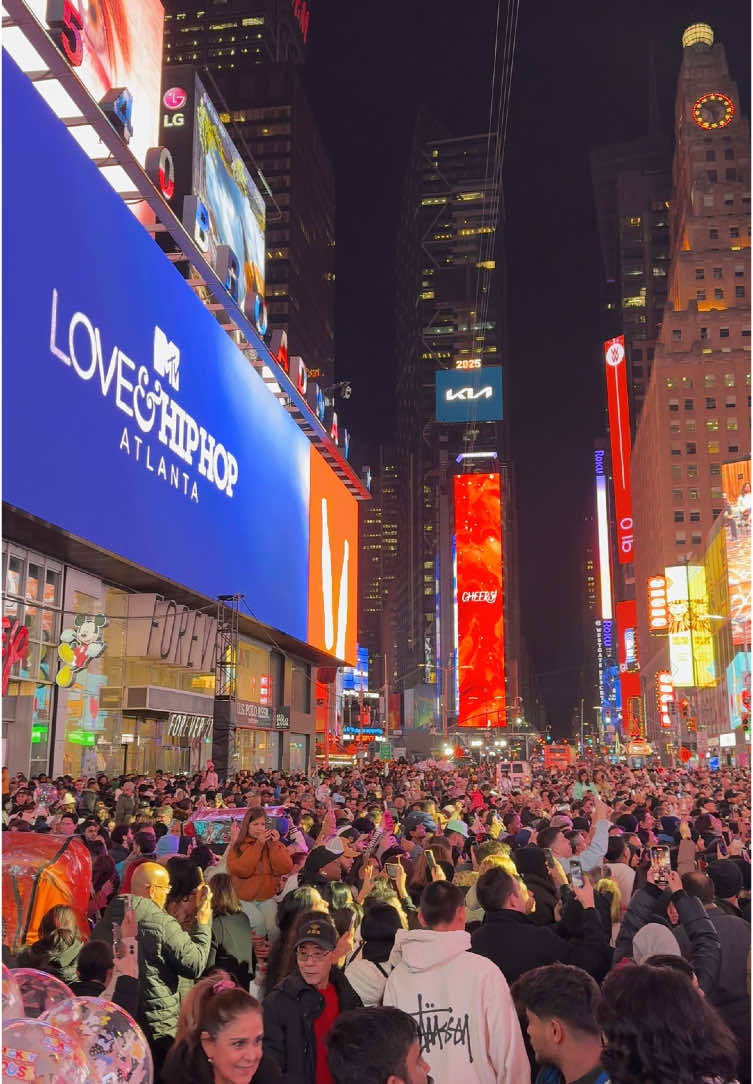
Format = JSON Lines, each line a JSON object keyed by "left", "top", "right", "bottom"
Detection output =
{"left": 2, "top": 53, "right": 357, "bottom": 664}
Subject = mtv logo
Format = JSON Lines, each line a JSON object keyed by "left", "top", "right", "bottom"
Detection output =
{"left": 153, "top": 326, "right": 180, "bottom": 391}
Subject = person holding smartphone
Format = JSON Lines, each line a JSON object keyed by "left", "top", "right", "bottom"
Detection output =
{"left": 227, "top": 807, "right": 294, "bottom": 938}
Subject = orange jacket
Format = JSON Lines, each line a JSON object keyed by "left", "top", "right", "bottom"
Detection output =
{"left": 226, "top": 839, "right": 293, "bottom": 902}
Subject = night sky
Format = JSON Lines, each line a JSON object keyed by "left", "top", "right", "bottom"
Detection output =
{"left": 303, "top": 1, "right": 750, "bottom": 732}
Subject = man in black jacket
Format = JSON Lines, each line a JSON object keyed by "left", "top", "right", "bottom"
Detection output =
{"left": 263, "top": 914, "right": 362, "bottom": 1084}
{"left": 471, "top": 867, "right": 611, "bottom": 986}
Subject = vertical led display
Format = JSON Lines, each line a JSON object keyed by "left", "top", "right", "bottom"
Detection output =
{"left": 454, "top": 473, "right": 505, "bottom": 727}
{"left": 727, "top": 653, "right": 751, "bottom": 730}
{"left": 656, "top": 671, "right": 675, "bottom": 728}
{"left": 665, "top": 565, "right": 694, "bottom": 686}
{"left": 604, "top": 336, "right": 634, "bottom": 564}
{"left": 647, "top": 575, "right": 670, "bottom": 633}
{"left": 687, "top": 564, "right": 716, "bottom": 687}
{"left": 594, "top": 449, "right": 613, "bottom": 620}
{"left": 617, "top": 599, "right": 641, "bottom": 736}
{"left": 720, "top": 460, "right": 752, "bottom": 648}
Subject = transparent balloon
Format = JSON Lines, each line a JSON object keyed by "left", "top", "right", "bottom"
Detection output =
{"left": 41, "top": 996, "right": 153, "bottom": 1084}
{"left": 2, "top": 1018, "right": 89, "bottom": 1083}
{"left": 1, "top": 963, "right": 24, "bottom": 1020}
{"left": 10, "top": 969, "right": 73, "bottom": 1019}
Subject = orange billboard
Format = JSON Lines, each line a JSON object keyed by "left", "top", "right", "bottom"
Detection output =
{"left": 308, "top": 448, "right": 358, "bottom": 665}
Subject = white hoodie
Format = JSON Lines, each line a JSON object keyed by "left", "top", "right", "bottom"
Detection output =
{"left": 383, "top": 928, "right": 530, "bottom": 1084}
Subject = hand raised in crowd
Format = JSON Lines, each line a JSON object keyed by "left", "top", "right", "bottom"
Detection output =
{"left": 428, "top": 862, "right": 445, "bottom": 883}
{"left": 571, "top": 878, "right": 595, "bottom": 909}
{"left": 195, "top": 882, "right": 213, "bottom": 925}
{"left": 229, "top": 818, "right": 241, "bottom": 843}
{"left": 665, "top": 870, "right": 683, "bottom": 895}
{"left": 121, "top": 903, "right": 138, "bottom": 940}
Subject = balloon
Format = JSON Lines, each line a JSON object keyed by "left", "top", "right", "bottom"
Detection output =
{"left": 2, "top": 1018, "right": 89, "bottom": 1083}
{"left": 40, "top": 997, "right": 153, "bottom": 1084}
{"left": 10, "top": 969, "right": 73, "bottom": 1019}
{"left": 2, "top": 963, "right": 23, "bottom": 1020}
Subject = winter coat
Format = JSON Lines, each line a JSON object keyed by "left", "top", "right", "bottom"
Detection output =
{"left": 471, "top": 906, "right": 609, "bottom": 986}
{"left": 522, "top": 872, "right": 558, "bottom": 926}
{"left": 383, "top": 928, "right": 530, "bottom": 1084}
{"left": 706, "top": 904, "right": 751, "bottom": 1083}
{"left": 206, "top": 909, "right": 254, "bottom": 989}
{"left": 17, "top": 935, "right": 82, "bottom": 985}
{"left": 92, "top": 893, "right": 211, "bottom": 1045}
{"left": 227, "top": 838, "right": 293, "bottom": 901}
{"left": 344, "top": 954, "right": 393, "bottom": 1006}
{"left": 263, "top": 967, "right": 362, "bottom": 1084}
{"left": 613, "top": 883, "right": 721, "bottom": 995}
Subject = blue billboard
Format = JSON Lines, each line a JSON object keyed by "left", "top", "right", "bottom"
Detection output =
{"left": 2, "top": 54, "right": 316, "bottom": 643}
{"left": 435, "top": 366, "right": 503, "bottom": 424}
{"left": 342, "top": 645, "right": 369, "bottom": 691}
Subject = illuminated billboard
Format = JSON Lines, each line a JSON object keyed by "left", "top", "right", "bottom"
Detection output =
{"left": 160, "top": 67, "right": 266, "bottom": 318}
{"left": 435, "top": 367, "right": 503, "bottom": 424}
{"left": 22, "top": 0, "right": 163, "bottom": 220}
{"left": 594, "top": 449, "right": 613, "bottom": 620}
{"left": 727, "top": 653, "right": 751, "bottom": 730}
{"left": 665, "top": 565, "right": 693, "bottom": 686}
{"left": 2, "top": 52, "right": 357, "bottom": 664}
{"left": 720, "top": 460, "right": 751, "bottom": 648}
{"left": 616, "top": 600, "right": 639, "bottom": 673}
{"left": 342, "top": 646, "right": 369, "bottom": 692}
{"left": 454, "top": 474, "right": 505, "bottom": 727}
{"left": 647, "top": 575, "right": 669, "bottom": 633}
{"left": 687, "top": 564, "right": 716, "bottom": 687}
{"left": 604, "top": 336, "right": 634, "bottom": 563}
{"left": 656, "top": 671, "right": 675, "bottom": 729}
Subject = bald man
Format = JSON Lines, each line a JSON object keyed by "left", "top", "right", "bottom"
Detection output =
{"left": 93, "top": 860, "right": 212, "bottom": 1070}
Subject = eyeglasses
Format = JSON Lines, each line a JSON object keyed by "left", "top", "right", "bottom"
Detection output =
{"left": 296, "top": 948, "right": 328, "bottom": 962}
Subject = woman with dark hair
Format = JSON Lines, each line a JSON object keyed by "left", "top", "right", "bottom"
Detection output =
{"left": 87, "top": 853, "right": 120, "bottom": 921}
{"left": 163, "top": 974, "right": 282, "bottom": 1083}
{"left": 227, "top": 806, "right": 293, "bottom": 937}
{"left": 345, "top": 902, "right": 402, "bottom": 1005}
{"left": 205, "top": 872, "right": 254, "bottom": 990}
{"left": 598, "top": 963, "right": 739, "bottom": 1084}
{"left": 16, "top": 904, "right": 82, "bottom": 984}
{"left": 165, "top": 855, "right": 203, "bottom": 931}
{"left": 262, "top": 886, "right": 328, "bottom": 996}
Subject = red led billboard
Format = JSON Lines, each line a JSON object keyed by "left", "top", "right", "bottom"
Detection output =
{"left": 604, "top": 336, "right": 634, "bottom": 564}
{"left": 454, "top": 473, "right": 505, "bottom": 727}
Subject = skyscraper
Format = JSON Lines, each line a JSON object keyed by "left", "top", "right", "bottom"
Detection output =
{"left": 631, "top": 24, "right": 750, "bottom": 751}
{"left": 358, "top": 448, "right": 399, "bottom": 691}
{"left": 163, "top": 0, "right": 308, "bottom": 68}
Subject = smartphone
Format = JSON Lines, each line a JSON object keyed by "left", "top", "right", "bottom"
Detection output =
{"left": 386, "top": 862, "right": 401, "bottom": 879}
{"left": 425, "top": 849, "right": 437, "bottom": 872}
{"left": 569, "top": 860, "right": 584, "bottom": 889}
{"left": 265, "top": 816, "right": 276, "bottom": 832}
{"left": 112, "top": 921, "right": 123, "bottom": 959}
{"left": 650, "top": 845, "right": 671, "bottom": 885}
{"left": 542, "top": 847, "right": 555, "bottom": 870}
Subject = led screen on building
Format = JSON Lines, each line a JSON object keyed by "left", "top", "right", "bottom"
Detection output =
{"left": 342, "top": 646, "right": 369, "bottom": 692}
{"left": 604, "top": 336, "right": 633, "bottom": 564}
{"left": 453, "top": 473, "right": 505, "bottom": 727}
{"left": 21, "top": 0, "right": 163, "bottom": 221}
{"left": 435, "top": 367, "right": 503, "bottom": 424}
{"left": 647, "top": 575, "right": 669, "bottom": 633}
{"left": 665, "top": 565, "right": 693, "bottom": 687}
{"left": 159, "top": 67, "right": 266, "bottom": 315}
{"left": 720, "top": 460, "right": 751, "bottom": 648}
{"left": 687, "top": 564, "right": 716, "bottom": 687}
{"left": 727, "top": 653, "right": 751, "bottom": 730}
{"left": 2, "top": 52, "right": 358, "bottom": 665}
{"left": 594, "top": 449, "right": 613, "bottom": 620}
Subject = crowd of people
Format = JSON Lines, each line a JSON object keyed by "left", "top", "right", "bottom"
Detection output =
{"left": 3, "top": 754, "right": 751, "bottom": 1084}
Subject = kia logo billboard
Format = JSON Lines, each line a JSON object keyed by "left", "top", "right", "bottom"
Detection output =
{"left": 435, "top": 365, "right": 503, "bottom": 423}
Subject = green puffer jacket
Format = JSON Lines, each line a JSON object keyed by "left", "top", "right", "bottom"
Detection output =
{"left": 92, "top": 893, "right": 211, "bottom": 1044}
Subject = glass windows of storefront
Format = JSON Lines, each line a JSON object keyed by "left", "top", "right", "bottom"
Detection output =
{"left": 288, "top": 735, "right": 309, "bottom": 773}
{"left": 2, "top": 543, "right": 63, "bottom": 776}
{"left": 235, "top": 727, "right": 280, "bottom": 772}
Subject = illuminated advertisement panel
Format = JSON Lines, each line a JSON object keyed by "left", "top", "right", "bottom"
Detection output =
{"left": 687, "top": 564, "right": 716, "bottom": 687}
{"left": 720, "top": 460, "right": 751, "bottom": 648}
{"left": 594, "top": 450, "right": 613, "bottom": 620}
{"left": 342, "top": 646, "right": 369, "bottom": 691}
{"left": 616, "top": 600, "right": 639, "bottom": 673}
{"left": 435, "top": 367, "right": 503, "bottom": 424}
{"left": 656, "top": 671, "right": 675, "bottom": 729}
{"left": 308, "top": 448, "right": 359, "bottom": 665}
{"left": 647, "top": 575, "right": 670, "bottom": 633}
{"left": 665, "top": 566, "right": 694, "bottom": 686}
{"left": 727, "top": 653, "right": 751, "bottom": 730}
{"left": 2, "top": 52, "right": 355, "bottom": 663}
{"left": 604, "top": 336, "right": 634, "bottom": 563}
{"left": 454, "top": 474, "right": 505, "bottom": 727}
{"left": 160, "top": 67, "right": 266, "bottom": 314}
{"left": 22, "top": 0, "right": 163, "bottom": 220}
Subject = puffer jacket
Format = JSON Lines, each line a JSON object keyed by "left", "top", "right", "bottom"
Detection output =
{"left": 92, "top": 893, "right": 210, "bottom": 1044}
{"left": 16, "top": 934, "right": 82, "bottom": 985}
{"left": 263, "top": 967, "right": 362, "bottom": 1084}
{"left": 227, "top": 838, "right": 293, "bottom": 901}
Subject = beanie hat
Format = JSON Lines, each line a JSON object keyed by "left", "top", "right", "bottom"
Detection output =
{"left": 617, "top": 814, "right": 638, "bottom": 833}
{"left": 632, "top": 923, "right": 681, "bottom": 964}
{"left": 514, "top": 846, "right": 548, "bottom": 880}
{"left": 303, "top": 846, "right": 339, "bottom": 875}
{"left": 708, "top": 859, "right": 743, "bottom": 899}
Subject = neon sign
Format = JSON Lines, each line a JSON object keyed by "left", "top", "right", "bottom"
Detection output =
{"left": 648, "top": 575, "right": 669, "bottom": 633}
{"left": 2, "top": 617, "right": 30, "bottom": 695}
{"left": 656, "top": 671, "right": 675, "bottom": 729}
{"left": 595, "top": 450, "right": 613, "bottom": 620}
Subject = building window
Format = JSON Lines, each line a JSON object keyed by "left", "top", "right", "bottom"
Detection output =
{"left": 736, "top": 286, "right": 745, "bottom": 298}
{"left": 713, "top": 267, "right": 722, "bottom": 279}
{"left": 672, "top": 329, "right": 682, "bottom": 341}
{"left": 708, "top": 441, "right": 720, "bottom": 454}
{"left": 672, "top": 489, "right": 683, "bottom": 503}
{"left": 675, "top": 533, "right": 686, "bottom": 545}
{"left": 706, "top": 419, "right": 719, "bottom": 431}
{"left": 735, "top": 266, "right": 744, "bottom": 278}
{"left": 690, "top": 512, "right": 701, "bottom": 523}
{"left": 695, "top": 268, "right": 705, "bottom": 280}
{"left": 672, "top": 466, "right": 682, "bottom": 480}
{"left": 711, "top": 486, "right": 723, "bottom": 500}
{"left": 714, "top": 288, "right": 724, "bottom": 299}
{"left": 726, "top": 169, "right": 737, "bottom": 182}
{"left": 707, "top": 170, "right": 717, "bottom": 182}
{"left": 724, "top": 148, "right": 735, "bottom": 160}
{"left": 730, "top": 226, "right": 740, "bottom": 239}
{"left": 632, "top": 349, "right": 643, "bottom": 361}
{"left": 726, "top": 418, "right": 738, "bottom": 430}
{"left": 710, "top": 463, "right": 721, "bottom": 476}
{"left": 686, "top": 420, "right": 696, "bottom": 432}
{"left": 691, "top": 533, "right": 703, "bottom": 545}
{"left": 700, "top": 327, "right": 708, "bottom": 340}
{"left": 705, "top": 374, "right": 716, "bottom": 387}
{"left": 668, "top": 399, "right": 679, "bottom": 412}
{"left": 706, "top": 397, "right": 716, "bottom": 408}
{"left": 671, "top": 446, "right": 682, "bottom": 457}
{"left": 687, "top": 465, "right": 698, "bottom": 479}
{"left": 688, "top": 488, "right": 699, "bottom": 501}
{"left": 720, "top": 328, "right": 730, "bottom": 338}
{"left": 674, "top": 511, "right": 685, "bottom": 523}
{"left": 724, "top": 373, "right": 735, "bottom": 387}
{"left": 726, "top": 397, "right": 736, "bottom": 409}
{"left": 705, "top": 150, "right": 716, "bottom": 161}
{"left": 686, "top": 442, "right": 696, "bottom": 455}
{"left": 710, "top": 229, "right": 719, "bottom": 240}
{"left": 684, "top": 399, "right": 694, "bottom": 411}
{"left": 729, "top": 444, "right": 740, "bottom": 453}
{"left": 647, "top": 347, "right": 655, "bottom": 360}
{"left": 670, "top": 422, "right": 681, "bottom": 434}
{"left": 724, "top": 193, "right": 734, "bottom": 206}
{"left": 696, "top": 290, "right": 706, "bottom": 300}
{"left": 704, "top": 195, "right": 714, "bottom": 207}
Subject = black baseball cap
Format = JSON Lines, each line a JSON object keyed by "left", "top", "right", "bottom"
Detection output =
{"left": 294, "top": 917, "right": 337, "bottom": 952}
